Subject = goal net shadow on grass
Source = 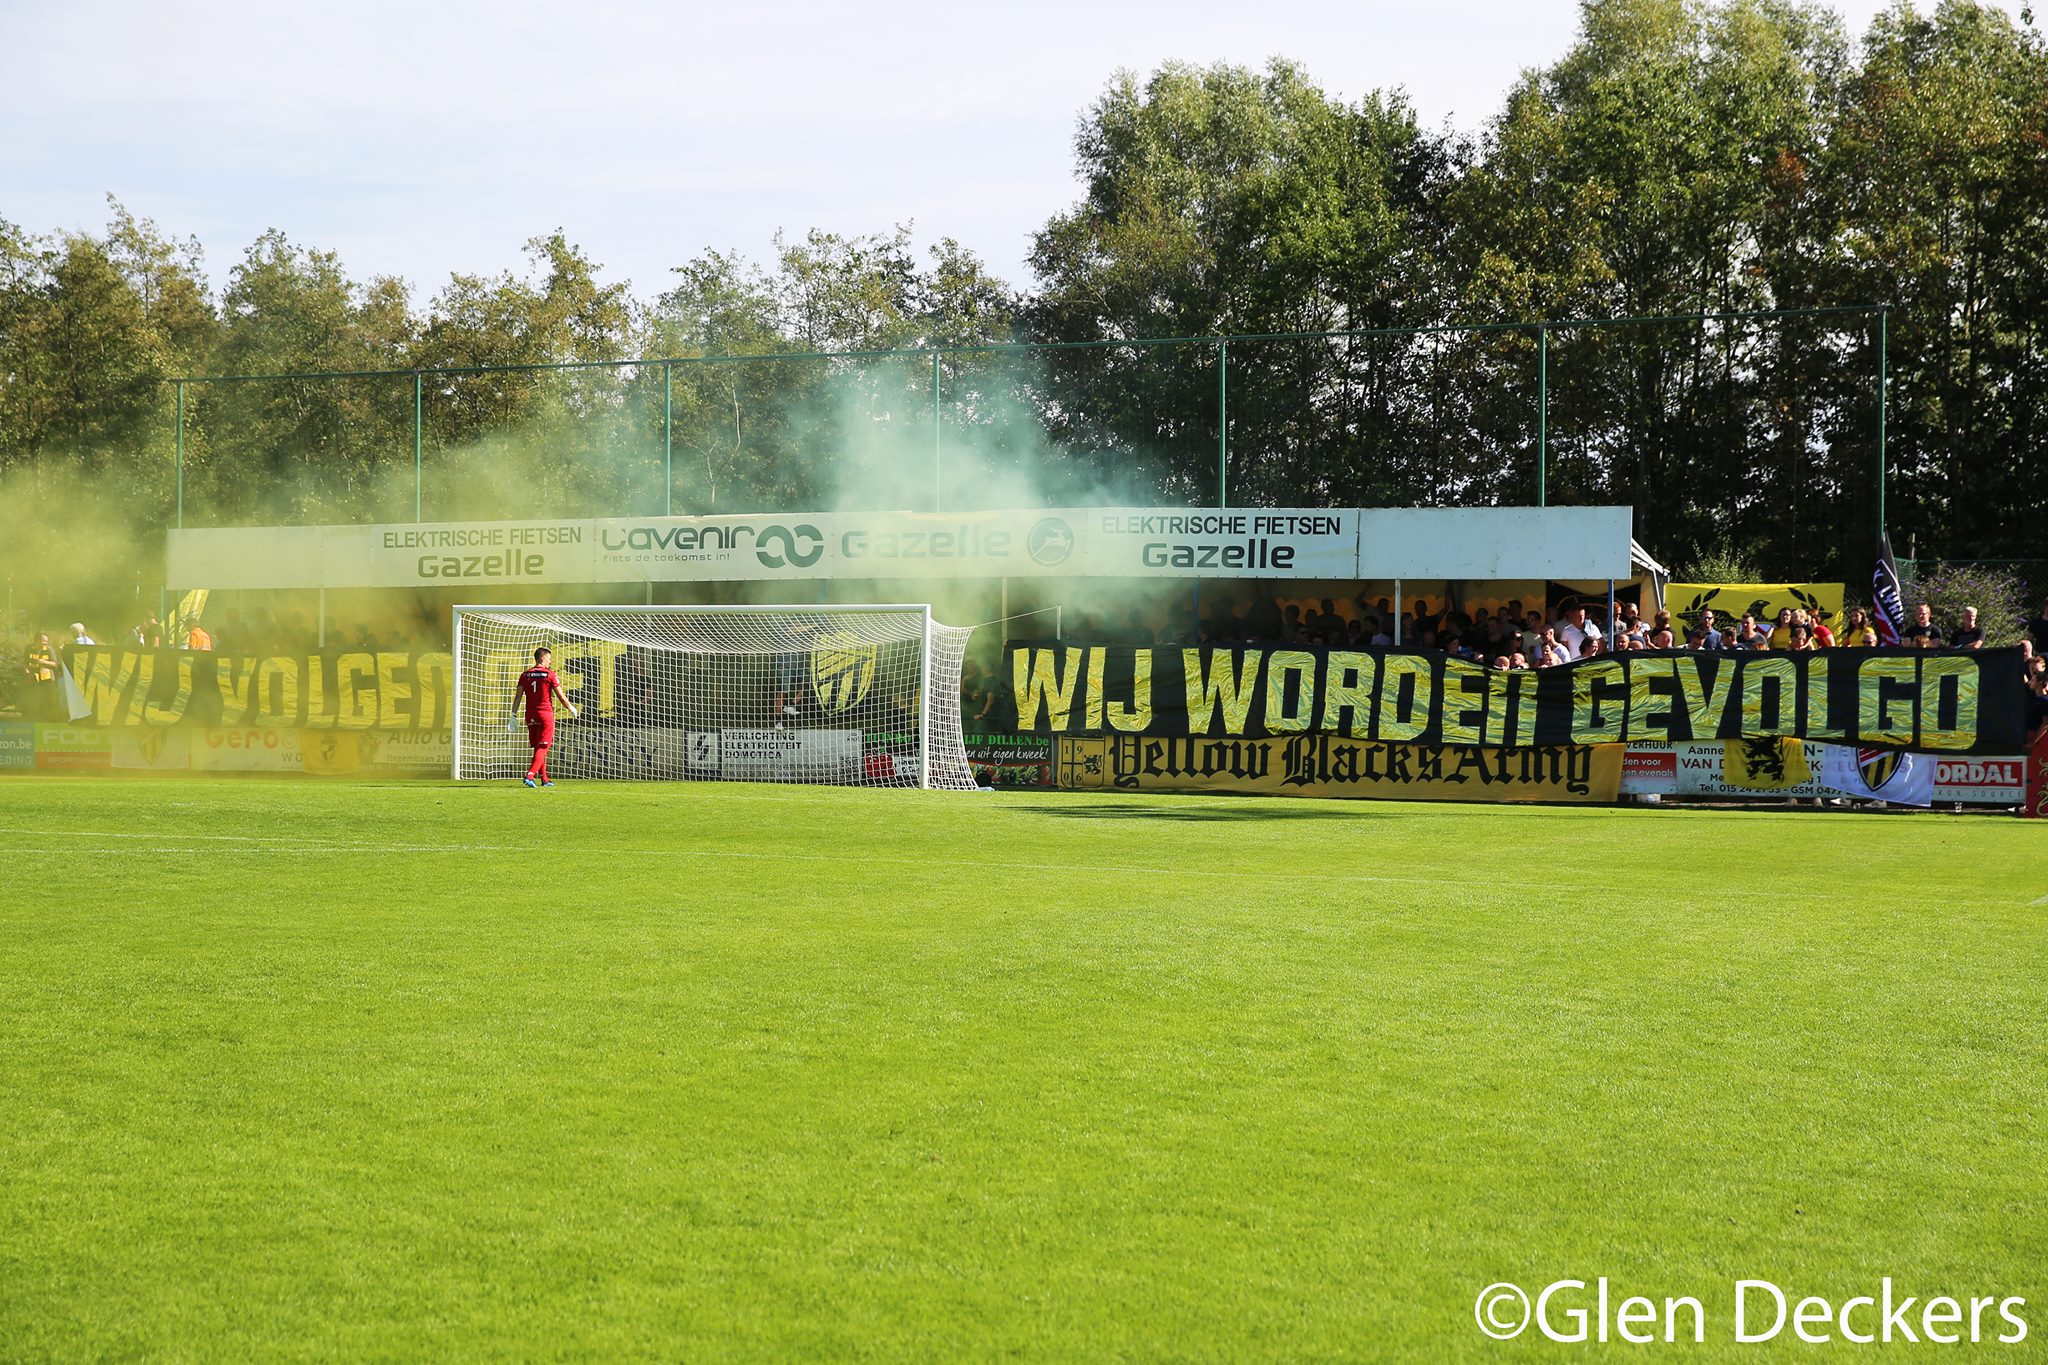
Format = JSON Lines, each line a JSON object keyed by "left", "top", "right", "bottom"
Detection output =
{"left": 453, "top": 604, "right": 975, "bottom": 790}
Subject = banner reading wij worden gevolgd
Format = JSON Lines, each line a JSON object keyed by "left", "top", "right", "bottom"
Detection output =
{"left": 1004, "top": 644, "right": 2028, "bottom": 757}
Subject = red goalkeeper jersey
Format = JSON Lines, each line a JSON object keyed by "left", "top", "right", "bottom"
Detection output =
{"left": 517, "top": 667, "right": 560, "bottom": 720}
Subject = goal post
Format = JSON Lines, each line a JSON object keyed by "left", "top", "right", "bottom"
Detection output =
{"left": 451, "top": 604, "right": 977, "bottom": 789}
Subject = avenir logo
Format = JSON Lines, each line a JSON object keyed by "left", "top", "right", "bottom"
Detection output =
{"left": 598, "top": 521, "right": 824, "bottom": 569}
{"left": 755, "top": 523, "right": 824, "bottom": 569}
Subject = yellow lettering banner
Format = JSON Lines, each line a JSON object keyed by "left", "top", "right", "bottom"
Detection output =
{"left": 1005, "top": 644, "right": 2022, "bottom": 756}
{"left": 1057, "top": 735, "right": 1622, "bottom": 804}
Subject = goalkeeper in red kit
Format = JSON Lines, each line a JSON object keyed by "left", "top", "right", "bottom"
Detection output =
{"left": 511, "top": 646, "right": 578, "bottom": 786}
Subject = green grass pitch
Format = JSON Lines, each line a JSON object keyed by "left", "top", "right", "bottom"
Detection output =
{"left": 2, "top": 777, "right": 2043, "bottom": 1359}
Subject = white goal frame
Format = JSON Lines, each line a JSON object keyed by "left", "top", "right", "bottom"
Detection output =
{"left": 450, "top": 602, "right": 967, "bottom": 789}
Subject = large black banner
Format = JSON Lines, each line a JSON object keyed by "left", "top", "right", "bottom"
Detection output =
{"left": 1005, "top": 644, "right": 2027, "bottom": 756}
{"left": 64, "top": 647, "right": 455, "bottom": 730}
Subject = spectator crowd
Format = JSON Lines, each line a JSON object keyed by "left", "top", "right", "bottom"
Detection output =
{"left": 1069, "top": 592, "right": 2047, "bottom": 666}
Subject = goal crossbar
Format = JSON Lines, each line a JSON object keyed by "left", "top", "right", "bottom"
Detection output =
{"left": 454, "top": 603, "right": 944, "bottom": 616}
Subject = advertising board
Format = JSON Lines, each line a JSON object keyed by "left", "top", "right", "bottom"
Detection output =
{"left": 167, "top": 506, "right": 1635, "bottom": 588}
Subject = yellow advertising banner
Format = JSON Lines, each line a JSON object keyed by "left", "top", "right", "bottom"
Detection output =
{"left": 1056, "top": 735, "right": 1622, "bottom": 803}
{"left": 1668, "top": 583, "right": 1845, "bottom": 635}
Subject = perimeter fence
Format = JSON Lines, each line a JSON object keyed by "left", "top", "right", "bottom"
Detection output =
{"left": 156, "top": 306, "right": 1893, "bottom": 578}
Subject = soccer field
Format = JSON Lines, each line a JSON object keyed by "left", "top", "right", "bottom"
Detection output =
{"left": 2, "top": 778, "right": 2043, "bottom": 1359}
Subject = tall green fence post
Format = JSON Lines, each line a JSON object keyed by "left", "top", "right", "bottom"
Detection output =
{"left": 174, "top": 380, "right": 185, "bottom": 529}
{"left": 1537, "top": 326, "right": 1548, "bottom": 507}
{"left": 413, "top": 371, "right": 423, "bottom": 523}
{"left": 1217, "top": 339, "right": 1229, "bottom": 508}
{"left": 663, "top": 360, "right": 674, "bottom": 517}
{"left": 1876, "top": 308, "right": 1888, "bottom": 535}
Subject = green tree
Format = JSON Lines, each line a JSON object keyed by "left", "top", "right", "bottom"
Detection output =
{"left": 0, "top": 215, "right": 188, "bottom": 610}
{"left": 1823, "top": 0, "right": 2048, "bottom": 563}
{"left": 649, "top": 250, "right": 797, "bottom": 511}
{"left": 1449, "top": 0, "right": 1852, "bottom": 566}
{"left": 195, "top": 231, "right": 412, "bottom": 523}
{"left": 102, "top": 197, "right": 217, "bottom": 371}
{"left": 1028, "top": 60, "right": 1458, "bottom": 503}
{"left": 0, "top": 232, "right": 171, "bottom": 493}
{"left": 7, "top": 2, "right": 2048, "bottom": 575}
{"left": 650, "top": 230, "right": 1018, "bottom": 513}
{"left": 412, "top": 232, "right": 644, "bottom": 518}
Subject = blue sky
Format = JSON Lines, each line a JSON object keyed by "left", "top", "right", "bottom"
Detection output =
{"left": 0, "top": 0, "right": 2025, "bottom": 301}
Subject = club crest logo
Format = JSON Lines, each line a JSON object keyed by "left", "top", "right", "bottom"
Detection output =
{"left": 1028, "top": 516, "right": 1076, "bottom": 566}
{"left": 1857, "top": 746, "right": 1903, "bottom": 792}
{"left": 811, "top": 632, "right": 877, "bottom": 714}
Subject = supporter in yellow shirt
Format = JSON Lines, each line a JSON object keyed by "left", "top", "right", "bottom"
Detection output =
{"left": 21, "top": 632, "right": 59, "bottom": 720}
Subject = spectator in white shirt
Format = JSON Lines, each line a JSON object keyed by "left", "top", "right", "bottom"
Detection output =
{"left": 1556, "top": 606, "right": 1603, "bottom": 657}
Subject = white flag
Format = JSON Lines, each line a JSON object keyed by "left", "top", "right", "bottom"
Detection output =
{"left": 1819, "top": 744, "right": 1933, "bottom": 806}
{"left": 59, "top": 662, "right": 92, "bottom": 722}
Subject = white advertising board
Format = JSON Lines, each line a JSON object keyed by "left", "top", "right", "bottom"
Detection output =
{"left": 1354, "top": 507, "right": 1635, "bottom": 580}
{"left": 1933, "top": 757, "right": 2029, "bottom": 803}
{"left": 1617, "top": 743, "right": 2026, "bottom": 804}
{"left": 548, "top": 726, "right": 862, "bottom": 782}
{"left": 1078, "top": 509, "right": 1361, "bottom": 577}
{"left": 707, "top": 728, "right": 863, "bottom": 782}
{"left": 168, "top": 506, "right": 1632, "bottom": 589}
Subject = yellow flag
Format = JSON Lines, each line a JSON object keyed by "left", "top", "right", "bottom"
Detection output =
{"left": 1722, "top": 738, "right": 1811, "bottom": 790}
{"left": 166, "top": 588, "right": 210, "bottom": 646}
{"left": 1057, "top": 737, "right": 1112, "bottom": 790}
{"left": 1668, "top": 583, "right": 1843, "bottom": 636}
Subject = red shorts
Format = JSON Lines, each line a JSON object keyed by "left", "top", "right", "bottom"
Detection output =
{"left": 526, "top": 715, "right": 555, "bottom": 749}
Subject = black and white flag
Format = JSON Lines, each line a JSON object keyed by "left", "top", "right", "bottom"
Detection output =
{"left": 1871, "top": 532, "right": 1906, "bottom": 645}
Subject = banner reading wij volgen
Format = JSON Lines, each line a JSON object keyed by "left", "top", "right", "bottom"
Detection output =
{"left": 64, "top": 647, "right": 456, "bottom": 730}
{"left": 1005, "top": 644, "right": 2028, "bottom": 756}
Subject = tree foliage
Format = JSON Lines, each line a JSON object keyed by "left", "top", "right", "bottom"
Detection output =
{"left": 2, "top": 0, "right": 2044, "bottom": 585}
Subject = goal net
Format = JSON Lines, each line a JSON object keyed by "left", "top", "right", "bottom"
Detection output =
{"left": 452, "top": 604, "right": 976, "bottom": 789}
